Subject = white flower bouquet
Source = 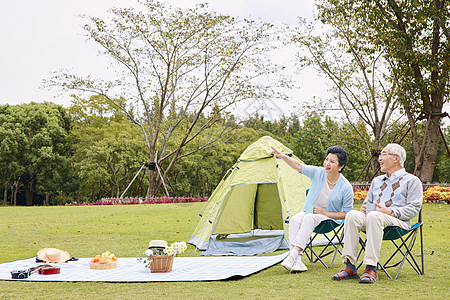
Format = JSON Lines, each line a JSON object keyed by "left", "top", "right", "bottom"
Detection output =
{"left": 137, "top": 241, "right": 187, "bottom": 272}
{"left": 165, "top": 241, "right": 187, "bottom": 255}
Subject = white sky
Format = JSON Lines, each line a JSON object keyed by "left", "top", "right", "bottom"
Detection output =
{"left": 0, "top": 0, "right": 327, "bottom": 120}
{"left": 1, "top": 1, "right": 449, "bottom": 122}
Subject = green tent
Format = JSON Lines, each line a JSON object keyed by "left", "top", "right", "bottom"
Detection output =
{"left": 188, "top": 136, "right": 311, "bottom": 255}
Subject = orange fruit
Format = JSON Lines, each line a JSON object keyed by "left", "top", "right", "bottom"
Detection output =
{"left": 99, "top": 257, "right": 108, "bottom": 264}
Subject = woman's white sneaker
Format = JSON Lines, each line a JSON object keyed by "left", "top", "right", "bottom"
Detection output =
{"left": 290, "top": 257, "right": 308, "bottom": 273}
{"left": 281, "top": 254, "right": 296, "bottom": 271}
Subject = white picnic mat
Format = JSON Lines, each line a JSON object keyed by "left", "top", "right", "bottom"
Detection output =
{"left": 0, "top": 252, "right": 288, "bottom": 282}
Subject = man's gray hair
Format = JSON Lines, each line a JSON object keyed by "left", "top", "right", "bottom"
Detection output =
{"left": 385, "top": 143, "right": 406, "bottom": 167}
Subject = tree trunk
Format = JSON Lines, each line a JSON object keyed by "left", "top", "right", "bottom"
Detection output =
{"left": 3, "top": 184, "right": 7, "bottom": 205}
{"left": 146, "top": 171, "right": 158, "bottom": 198}
{"left": 11, "top": 178, "right": 19, "bottom": 206}
{"left": 370, "top": 137, "right": 382, "bottom": 176}
{"left": 21, "top": 178, "right": 35, "bottom": 206}
{"left": 24, "top": 185, "right": 34, "bottom": 206}
{"left": 369, "top": 158, "right": 380, "bottom": 179}
{"left": 419, "top": 115, "right": 442, "bottom": 182}
{"left": 404, "top": 105, "right": 422, "bottom": 176}
{"left": 45, "top": 192, "right": 50, "bottom": 206}
{"left": 13, "top": 182, "right": 18, "bottom": 206}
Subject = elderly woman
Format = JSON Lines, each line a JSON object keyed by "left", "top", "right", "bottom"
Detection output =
{"left": 269, "top": 145, "right": 354, "bottom": 273}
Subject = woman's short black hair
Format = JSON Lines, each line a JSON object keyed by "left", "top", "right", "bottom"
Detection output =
{"left": 326, "top": 145, "right": 349, "bottom": 172}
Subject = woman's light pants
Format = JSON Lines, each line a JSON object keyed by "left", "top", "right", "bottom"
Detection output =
{"left": 288, "top": 212, "right": 331, "bottom": 250}
{"left": 341, "top": 210, "right": 410, "bottom": 267}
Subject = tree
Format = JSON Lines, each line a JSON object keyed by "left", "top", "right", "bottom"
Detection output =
{"left": 289, "top": 113, "right": 329, "bottom": 166}
{"left": 49, "top": 0, "right": 279, "bottom": 196}
{"left": 0, "top": 103, "right": 71, "bottom": 205}
{"left": 343, "top": 0, "right": 449, "bottom": 182}
{"left": 243, "top": 113, "right": 293, "bottom": 140}
{"left": 434, "top": 128, "right": 450, "bottom": 182}
{"left": 292, "top": 1, "right": 403, "bottom": 175}
{"left": 0, "top": 105, "right": 18, "bottom": 205}
{"left": 288, "top": 111, "right": 368, "bottom": 181}
{"left": 168, "top": 126, "right": 263, "bottom": 197}
{"left": 69, "top": 96, "right": 149, "bottom": 201}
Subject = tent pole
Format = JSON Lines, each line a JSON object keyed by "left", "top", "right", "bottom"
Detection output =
{"left": 195, "top": 202, "right": 218, "bottom": 252}
{"left": 187, "top": 166, "right": 238, "bottom": 251}
{"left": 120, "top": 164, "right": 145, "bottom": 198}
{"left": 185, "top": 199, "right": 209, "bottom": 245}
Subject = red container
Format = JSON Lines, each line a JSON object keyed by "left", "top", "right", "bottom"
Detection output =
{"left": 38, "top": 267, "right": 60, "bottom": 275}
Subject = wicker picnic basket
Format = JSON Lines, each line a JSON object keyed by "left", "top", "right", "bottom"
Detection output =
{"left": 149, "top": 255, "right": 174, "bottom": 273}
{"left": 89, "top": 260, "right": 118, "bottom": 270}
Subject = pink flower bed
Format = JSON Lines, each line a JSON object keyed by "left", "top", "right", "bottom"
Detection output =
{"left": 68, "top": 186, "right": 450, "bottom": 206}
{"left": 353, "top": 189, "right": 369, "bottom": 203}
{"left": 67, "top": 197, "right": 208, "bottom": 206}
{"left": 423, "top": 186, "right": 450, "bottom": 204}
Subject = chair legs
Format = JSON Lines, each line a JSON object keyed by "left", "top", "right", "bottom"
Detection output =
{"left": 304, "top": 222, "right": 344, "bottom": 268}
{"left": 356, "top": 225, "right": 424, "bottom": 279}
{"left": 381, "top": 227, "right": 423, "bottom": 279}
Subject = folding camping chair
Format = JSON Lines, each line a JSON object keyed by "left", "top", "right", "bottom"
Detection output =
{"left": 357, "top": 210, "right": 424, "bottom": 279}
{"left": 303, "top": 219, "right": 344, "bottom": 268}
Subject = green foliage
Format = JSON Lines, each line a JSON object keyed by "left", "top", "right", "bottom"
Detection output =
{"left": 435, "top": 159, "right": 450, "bottom": 182}
{"left": 167, "top": 127, "right": 268, "bottom": 196}
{"left": 1, "top": 98, "right": 448, "bottom": 204}
{"left": 288, "top": 112, "right": 367, "bottom": 181}
{"left": 0, "top": 102, "right": 72, "bottom": 205}
{"left": 1, "top": 1, "right": 448, "bottom": 202}
{"left": 363, "top": 0, "right": 449, "bottom": 106}
{"left": 339, "top": 0, "right": 449, "bottom": 182}
{"left": 294, "top": 0, "right": 405, "bottom": 178}
{"left": 433, "top": 128, "right": 450, "bottom": 182}
{"left": 289, "top": 114, "right": 328, "bottom": 166}
{"left": 243, "top": 114, "right": 294, "bottom": 142}
{"left": 69, "top": 96, "right": 149, "bottom": 202}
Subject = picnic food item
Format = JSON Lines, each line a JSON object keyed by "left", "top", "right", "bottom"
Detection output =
{"left": 89, "top": 251, "right": 118, "bottom": 269}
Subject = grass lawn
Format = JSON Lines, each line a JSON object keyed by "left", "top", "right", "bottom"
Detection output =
{"left": 0, "top": 203, "right": 448, "bottom": 299}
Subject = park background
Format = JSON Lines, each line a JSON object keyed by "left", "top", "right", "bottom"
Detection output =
{"left": 0, "top": 2, "right": 449, "bottom": 298}
{"left": 0, "top": 0, "right": 449, "bottom": 206}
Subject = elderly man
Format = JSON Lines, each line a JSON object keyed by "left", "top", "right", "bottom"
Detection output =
{"left": 332, "top": 143, "right": 422, "bottom": 283}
